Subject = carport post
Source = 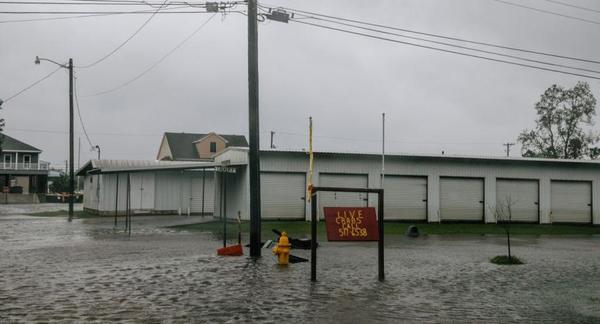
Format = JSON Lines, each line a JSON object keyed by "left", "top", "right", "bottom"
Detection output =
{"left": 310, "top": 190, "right": 317, "bottom": 282}
{"left": 125, "top": 173, "right": 130, "bottom": 233}
{"left": 127, "top": 173, "right": 131, "bottom": 236}
{"left": 223, "top": 171, "right": 227, "bottom": 248}
{"left": 378, "top": 190, "right": 384, "bottom": 281}
{"left": 201, "top": 168, "right": 206, "bottom": 216}
{"left": 114, "top": 174, "right": 119, "bottom": 227}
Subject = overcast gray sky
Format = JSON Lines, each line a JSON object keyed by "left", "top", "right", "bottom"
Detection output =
{"left": 1, "top": 0, "right": 599, "bottom": 169}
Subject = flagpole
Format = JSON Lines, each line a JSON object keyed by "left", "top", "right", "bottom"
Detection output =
{"left": 381, "top": 113, "right": 385, "bottom": 188}
{"left": 307, "top": 117, "right": 314, "bottom": 202}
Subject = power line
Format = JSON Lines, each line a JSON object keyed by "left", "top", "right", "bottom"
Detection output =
{"left": 77, "top": 0, "right": 168, "bottom": 69}
{"left": 73, "top": 75, "right": 95, "bottom": 149}
{"left": 2, "top": 67, "right": 62, "bottom": 103}
{"left": 0, "top": 1, "right": 154, "bottom": 5}
{"left": 289, "top": 19, "right": 600, "bottom": 81}
{"left": 84, "top": 12, "right": 217, "bottom": 96}
{"left": 284, "top": 12, "right": 600, "bottom": 75}
{"left": 542, "top": 0, "right": 600, "bottom": 14}
{"left": 0, "top": 9, "right": 212, "bottom": 14}
{"left": 491, "top": 0, "right": 600, "bottom": 25}
{"left": 267, "top": 130, "right": 505, "bottom": 145}
{"left": 268, "top": 4, "right": 600, "bottom": 65}
{"left": 0, "top": 7, "right": 222, "bottom": 23}
{"left": 5, "top": 127, "right": 162, "bottom": 136}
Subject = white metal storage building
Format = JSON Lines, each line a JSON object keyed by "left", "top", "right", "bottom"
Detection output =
{"left": 78, "top": 159, "right": 246, "bottom": 217}
{"left": 78, "top": 148, "right": 600, "bottom": 225}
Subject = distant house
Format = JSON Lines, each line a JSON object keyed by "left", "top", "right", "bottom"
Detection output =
{"left": 0, "top": 133, "right": 49, "bottom": 194}
{"left": 156, "top": 132, "right": 248, "bottom": 161}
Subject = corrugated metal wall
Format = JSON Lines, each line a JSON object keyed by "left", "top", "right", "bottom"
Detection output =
{"left": 258, "top": 151, "right": 600, "bottom": 224}
{"left": 83, "top": 151, "right": 600, "bottom": 224}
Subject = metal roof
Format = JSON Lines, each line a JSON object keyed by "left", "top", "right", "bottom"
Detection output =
{"left": 163, "top": 132, "right": 248, "bottom": 160}
{"left": 76, "top": 159, "right": 245, "bottom": 176}
{"left": 260, "top": 149, "right": 600, "bottom": 167}
{"left": 0, "top": 133, "right": 42, "bottom": 152}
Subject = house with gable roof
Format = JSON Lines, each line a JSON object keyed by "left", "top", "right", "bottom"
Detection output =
{"left": 0, "top": 133, "right": 49, "bottom": 196}
{"left": 156, "top": 132, "right": 248, "bottom": 161}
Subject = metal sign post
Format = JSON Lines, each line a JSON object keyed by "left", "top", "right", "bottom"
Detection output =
{"left": 310, "top": 186, "right": 385, "bottom": 282}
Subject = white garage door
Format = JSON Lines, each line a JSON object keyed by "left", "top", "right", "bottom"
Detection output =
{"left": 496, "top": 179, "right": 539, "bottom": 222}
{"left": 440, "top": 177, "right": 484, "bottom": 221}
{"left": 191, "top": 171, "right": 215, "bottom": 214}
{"left": 318, "top": 173, "right": 368, "bottom": 218}
{"left": 261, "top": 172, "right": 306, "bottom": 220}
{"left": 551, "top": 181, "right": 592, "bottom": 223}
{"left": 384, "top": 176, "right": 427, "bottom": 220}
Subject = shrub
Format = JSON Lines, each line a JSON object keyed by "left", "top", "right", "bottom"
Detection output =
{"left": 491, "top": 255, "right": 523, "bottom": 265}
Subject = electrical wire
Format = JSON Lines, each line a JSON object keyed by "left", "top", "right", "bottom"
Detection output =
{"left": 77, "top": 0, "right": 168, "bottom": 69}
{"left": 289, "top": 19, "right": 600, "bottom": 81}
{"left": 266, "top": 4, "right": 600, "bottom": 65}
{"left": 542, "top": 0, "right": 600, "bottom": 14}
{"left": 0, "top": 1, "right": 153, "bottom": 5}
{"left": 0, "top": 8, "right": 220, "bottom": 23}
{"left": 5, "top": 127, "right": 161, "bottom": 136}
{"left": 267, "top": 130, "right": 505, "bottom": 145}
{"left": 73, "top": 75, "right": 96, "bottom": 149}
{"left": 285, "top": 13, "right": 600, "bottom": 75}
{"left": 84, "top": 12, "right": 216, "bottom": 96}
{"left": 491, "top": 0, "right": 600, "bottom": 25}
{"left": 0, "top": 9, "right": 210, "bottom": 14}
{"left": 2, "top": 66, "right": 62, "bottom": 104}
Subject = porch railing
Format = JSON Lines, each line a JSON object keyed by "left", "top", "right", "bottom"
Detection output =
{"left": 0, "top": 162, "right": 50, "bottom": 171}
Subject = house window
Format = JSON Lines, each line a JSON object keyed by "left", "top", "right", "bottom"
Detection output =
{"left": 210, "top": 142, "right": 217, "bottom": 153}
{"left": 3, "top": 154, "right": 11, "bottom": 168}
{"left": 23, "top": 155, "right": 31, "bottom": 169}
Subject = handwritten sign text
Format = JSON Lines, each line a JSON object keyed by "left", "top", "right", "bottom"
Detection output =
{"left": 324, "top": 207, "right": 379, "bottom": 241}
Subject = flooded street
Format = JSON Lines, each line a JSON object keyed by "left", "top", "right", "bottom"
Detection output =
{"left": 1, "top": 204, "right": 599, "bottom": 323}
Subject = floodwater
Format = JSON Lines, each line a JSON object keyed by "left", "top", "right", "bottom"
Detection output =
{"left": 1, "top": 205, "right": 599, "bottom": 323}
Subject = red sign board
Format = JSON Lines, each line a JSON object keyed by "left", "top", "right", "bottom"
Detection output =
{"left": 324, "top": 207, "right": 379, "bottom": 241}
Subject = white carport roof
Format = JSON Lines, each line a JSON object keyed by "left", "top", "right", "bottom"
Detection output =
{"left": 76, "top": 159, "right": 246, "bottom": 176}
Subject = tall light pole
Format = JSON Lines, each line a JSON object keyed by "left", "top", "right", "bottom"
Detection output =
{"left": 95, "top": 145, "right": 101, "bottom": 160}
{"left": 35, "top": 56, "right": 75, "bottom": 222}
{"left": 248, "top": 0, "right": 261, "bottom": 257}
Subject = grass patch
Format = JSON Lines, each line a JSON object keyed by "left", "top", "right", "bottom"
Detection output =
{"left": 491, "top": 255, "right": 524, "bottom": 265}
{"left": 170, "top": 220, "right": 600, "bottom": 238}
{"left": 26, "top": 210, "right": 102, "bottom": 219}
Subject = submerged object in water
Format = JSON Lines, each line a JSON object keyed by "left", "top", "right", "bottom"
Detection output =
{"left": 217, "top": 244, "right": 243, "bottom": 256}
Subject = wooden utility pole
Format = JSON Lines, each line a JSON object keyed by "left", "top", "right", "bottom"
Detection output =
{"left": 248, "top": 0, "right": 262, "bottom": 257}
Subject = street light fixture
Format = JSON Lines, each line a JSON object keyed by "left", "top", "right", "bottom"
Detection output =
{"left": 35, "top": 55, "right": 75, "bottom": 222}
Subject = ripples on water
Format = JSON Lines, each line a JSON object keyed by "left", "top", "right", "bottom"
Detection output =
{"left": 0, "top": 207, "right": 599, "bottom": 323}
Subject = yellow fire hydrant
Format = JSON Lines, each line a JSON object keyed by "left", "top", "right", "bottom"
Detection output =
{"left": 272, "top": 231, "right": 291, "bottom": 265}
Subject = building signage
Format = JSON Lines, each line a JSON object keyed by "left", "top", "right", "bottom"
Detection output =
{"left": 323, "top": 207, "right": 379, "bottom": 241}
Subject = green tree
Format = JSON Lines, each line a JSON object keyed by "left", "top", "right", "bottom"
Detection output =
{"left": 49, "top": 175, "right": 69, "bottom": 193}
{"left": 518, "top": 82, "right": 598, "bottom": 159}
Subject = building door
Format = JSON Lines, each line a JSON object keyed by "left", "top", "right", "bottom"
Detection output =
{"left": 261, "top": 172, "right": 306, "bottom": 220}
{"left": 318, "top": 173, "right": 368, "bottom": 218}
{"left": 191, "top": 171, "right": 215, "bottom": 214}
{"left": 440, "top": 177, "right": 484, "bottom": 221}
{"left": 551, "top": 180, "right": 592, "bottom": 223}
{"left": 129, "top": 173, "right": 155, "bottom": 210}
{"left": 384, "top": 176, "right": 427, "bottom": 220}
{"left": 496, "top": 179, "right": 539, "bottom": 222}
